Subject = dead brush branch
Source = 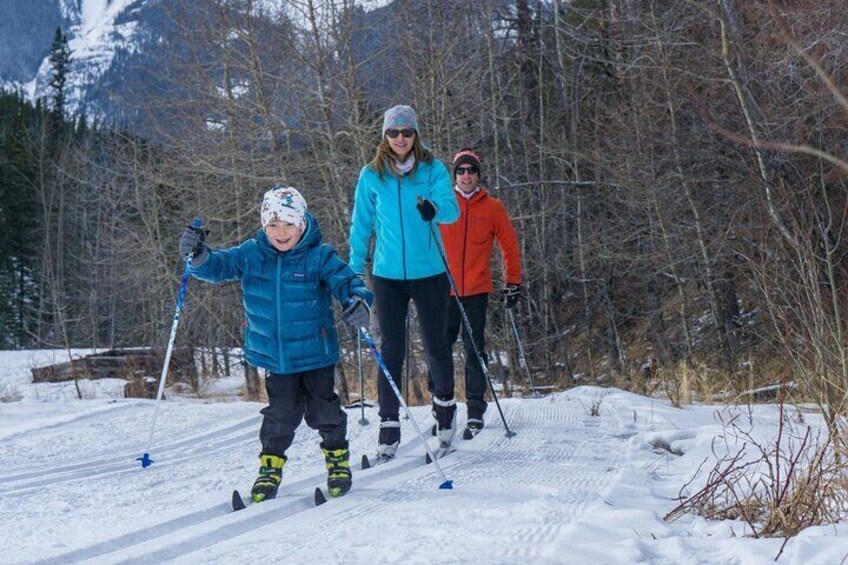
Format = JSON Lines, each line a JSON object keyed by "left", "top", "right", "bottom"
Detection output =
{"left": 664, "top": 398, "right": 848, "bottom": 556}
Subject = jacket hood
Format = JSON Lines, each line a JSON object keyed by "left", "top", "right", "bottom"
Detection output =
{"left": 256, "top": 212, "right": 322, "bottom": 257}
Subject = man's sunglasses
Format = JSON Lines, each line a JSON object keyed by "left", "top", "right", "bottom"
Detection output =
{"left": 386, "top": 128, "right": 415, "bottom": 139}
{"left": 455, "top": 166, "right": 478, "bottom": 176}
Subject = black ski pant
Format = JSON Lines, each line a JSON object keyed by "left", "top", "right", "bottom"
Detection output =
{"left": 429, "top": 293, "right": 489, "bottom": 419}
{"left": 372, "top": 273, "right": 454, "bottom": 421}
{"left": 259, "top": 364, "right": 347, "bottom": 457}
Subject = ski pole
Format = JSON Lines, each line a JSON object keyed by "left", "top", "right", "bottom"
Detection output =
{"left": 137, "top": 217, "right": 202, "bottom": 468}
{"left": 507, "top": 309, "right": 541, "bottom": 398}
{"left": 425, "top": 218, "right": 516, "bottom": 438}
{"left": 357, "top": 335, "right": 368, "bottom": 425}
{"left": 360, "top": 327, "right": 453, "bottom": 489}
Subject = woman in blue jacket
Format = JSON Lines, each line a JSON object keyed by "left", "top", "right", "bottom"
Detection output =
{"left": 348, "top": 105, "right": 460, "bottom": 461}
{"left": 179, "top": 186, "right": 373, "bottom": 502}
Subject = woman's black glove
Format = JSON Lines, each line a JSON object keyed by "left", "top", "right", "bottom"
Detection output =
{"left": 416, "top": 198, "right": 436, "bottom": 222}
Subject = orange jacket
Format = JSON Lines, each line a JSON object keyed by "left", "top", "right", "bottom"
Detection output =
{"left": 439, "top": 188, "right": 522, "bottom": 297}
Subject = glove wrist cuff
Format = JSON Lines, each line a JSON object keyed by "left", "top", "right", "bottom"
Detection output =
{"left": 192, "top": 246, "right": 209, "bottom": 267}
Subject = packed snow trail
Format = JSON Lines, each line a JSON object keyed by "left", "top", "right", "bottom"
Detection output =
{"left": 4, "top": 386, "right": 848, "bottom": 563}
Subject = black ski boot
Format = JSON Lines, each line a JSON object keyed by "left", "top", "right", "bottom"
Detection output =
{"left": 465, "top": 405, "right": 485, "bottom": 438}
{"left": 322, "top": 443, "right": 352, "bottom": 498}
{"left": 251, "top": 453, "right": 286, "bottom": 503}
{"left": 431, "top": 396, "right": 457, "bottom": 446}
{"left": 375, "top": 418, "right": 400, "bottom": 463}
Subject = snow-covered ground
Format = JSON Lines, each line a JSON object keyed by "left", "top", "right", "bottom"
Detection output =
{"left": 1, "top": 351, "right": 847, "bottom": 564}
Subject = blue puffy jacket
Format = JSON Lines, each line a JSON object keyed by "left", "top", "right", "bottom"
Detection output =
{"left": 349, "top": 157, "right": 460, "bottom": 280}
{"left": 190, "top": 213, "right": 372, "bottom": 374}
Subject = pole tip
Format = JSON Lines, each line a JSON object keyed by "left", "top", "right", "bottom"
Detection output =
{"left": 439, "top": 480, "right": 454, "bottom": 490}
{"left": 137, "top": 453, "right": 153, "bottom": 467}
{"left": 505, "top": 430, "right": 517, "bottom": 439}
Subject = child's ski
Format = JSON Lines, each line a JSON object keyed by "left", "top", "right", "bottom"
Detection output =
{"left": 232, "top": 490, "right": 248, "bottom": 511}
{"left": 314, "top": 486, "right": 353, "bottom": 506}
{"left": 314, "top": 487, "right": 327, "bottom": 506}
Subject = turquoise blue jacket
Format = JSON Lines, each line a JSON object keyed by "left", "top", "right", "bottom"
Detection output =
{"left": 191, "top": 213, "right": 372, "bottom": 374}
{"left": 349, "top": 157, "right": 460, "bottom": 280}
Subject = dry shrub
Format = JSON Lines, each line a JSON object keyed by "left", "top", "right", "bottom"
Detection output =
{"left": 664, "top": 396, "right": 848, "bottom": 559}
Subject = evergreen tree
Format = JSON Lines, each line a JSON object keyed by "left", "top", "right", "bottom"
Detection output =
{"left": 48, "top": 27, "right": 71, "bottom": 121}
{"left": 0, "top": 90, "right": 45, "bottom": 347}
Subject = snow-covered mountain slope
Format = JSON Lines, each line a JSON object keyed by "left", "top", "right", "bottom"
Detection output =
{"left": 24, "top": 0, "right": 148, "bottom": 110}
{"left": 3, "top": 0, "right": 396, "bottom": 120}
{"left": 1, "top": 363, "right": 846, "bottom": 564}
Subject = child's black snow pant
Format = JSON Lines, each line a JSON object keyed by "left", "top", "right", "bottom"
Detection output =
{"left": 259, "top": 364, "right": 347, "bottom": 456}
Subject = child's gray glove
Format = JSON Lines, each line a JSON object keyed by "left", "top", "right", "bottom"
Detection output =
{"left": 179, "top": 225, "right": 209, "bottom": 266}
{"left": 343, "top": 297, "right": 371, "bottom": 330}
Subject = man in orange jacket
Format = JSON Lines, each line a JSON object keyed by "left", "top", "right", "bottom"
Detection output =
{"left": 437, "top": 148, "right": 522, "bottom": 433}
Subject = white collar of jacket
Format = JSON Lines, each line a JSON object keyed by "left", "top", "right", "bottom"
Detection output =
{"left": 455, "top": 185, "right": 481, "bottom": 200}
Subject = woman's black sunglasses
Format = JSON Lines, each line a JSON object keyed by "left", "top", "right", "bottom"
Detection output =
{"left": 386, "top": 128, "right": 415, "bottom": 139}
{"left": 455, "top": 166, "right": 478, "bottom": 176}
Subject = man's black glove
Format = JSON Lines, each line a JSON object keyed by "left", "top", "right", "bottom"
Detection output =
{"left": 179, "top": 225, "right": 209, "bottom": 266}
{"left": 416, "top": 198, "right": 437, "bottom": 222}
{"left": 343, "top": 296, "right": 371, "bottom": 330}
{"left": 501, "top": 284, "right": 521, "bottom": 309}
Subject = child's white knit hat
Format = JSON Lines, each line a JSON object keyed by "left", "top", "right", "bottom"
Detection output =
{"left": 261, "top": 185, "right": 307, "bottom": 230}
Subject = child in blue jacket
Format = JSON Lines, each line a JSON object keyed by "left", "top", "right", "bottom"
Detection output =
{"left": 179, "top": 186, "right": 373, "bottom": 502}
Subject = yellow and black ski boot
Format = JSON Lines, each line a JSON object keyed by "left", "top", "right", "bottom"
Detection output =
{"left": 251, "top": 453, "right": 286, "bottom": 503}
{"left": 322, "top": 444, "right": 352, "bottom": 498}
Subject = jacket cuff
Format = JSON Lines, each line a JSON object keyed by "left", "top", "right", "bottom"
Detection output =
{"left": 190, "top": 246, "right": 209, "bottom": 268}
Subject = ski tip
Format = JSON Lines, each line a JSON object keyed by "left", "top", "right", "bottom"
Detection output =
{"left": 361, "top": 454, "right": 371, "bottom": 470}
{"left": 425, "top": 452, "right": 432, "bottom": 465}
{"left": 232, "top": 490, "right": 246, "bottom": 511}
{"left": 314, "top": 486, "right": 327, "bottom": 506}
{"left": 137, "top": 453, "right": 153, "bottom": 468}
{"left": 439, "top": 480, "right": 454, "bottom": 490}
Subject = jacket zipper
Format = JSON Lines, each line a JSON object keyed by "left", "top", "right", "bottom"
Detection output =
{"left": 276, "top": 255, "right": 284, "bottom": 371}
{"left": 397, "top": 177, "right": 407, "bottom": 280}
{"left": 321, "top": 327, "right": 329, "bottom": 354}
{"left": 461, "top": 198, "right": 470, "bottom": 296}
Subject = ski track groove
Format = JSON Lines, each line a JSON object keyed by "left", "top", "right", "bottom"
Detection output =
{"left": 38, "top": 425, "right": 429, "bottom": 564}
{"left": 243, "top": 403, "right": 541, "bottom": 561}
{"left": 92, "top": 449, "right": 438, "bottom": 564}
{"left": 0, "top": 417, "right": 261, "bottom": 495}
{"left": 367, "top": 396, "right": 626, "bottom": 563}
{"left": 17, "top": 391, "right": 639, "bottom": 564}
